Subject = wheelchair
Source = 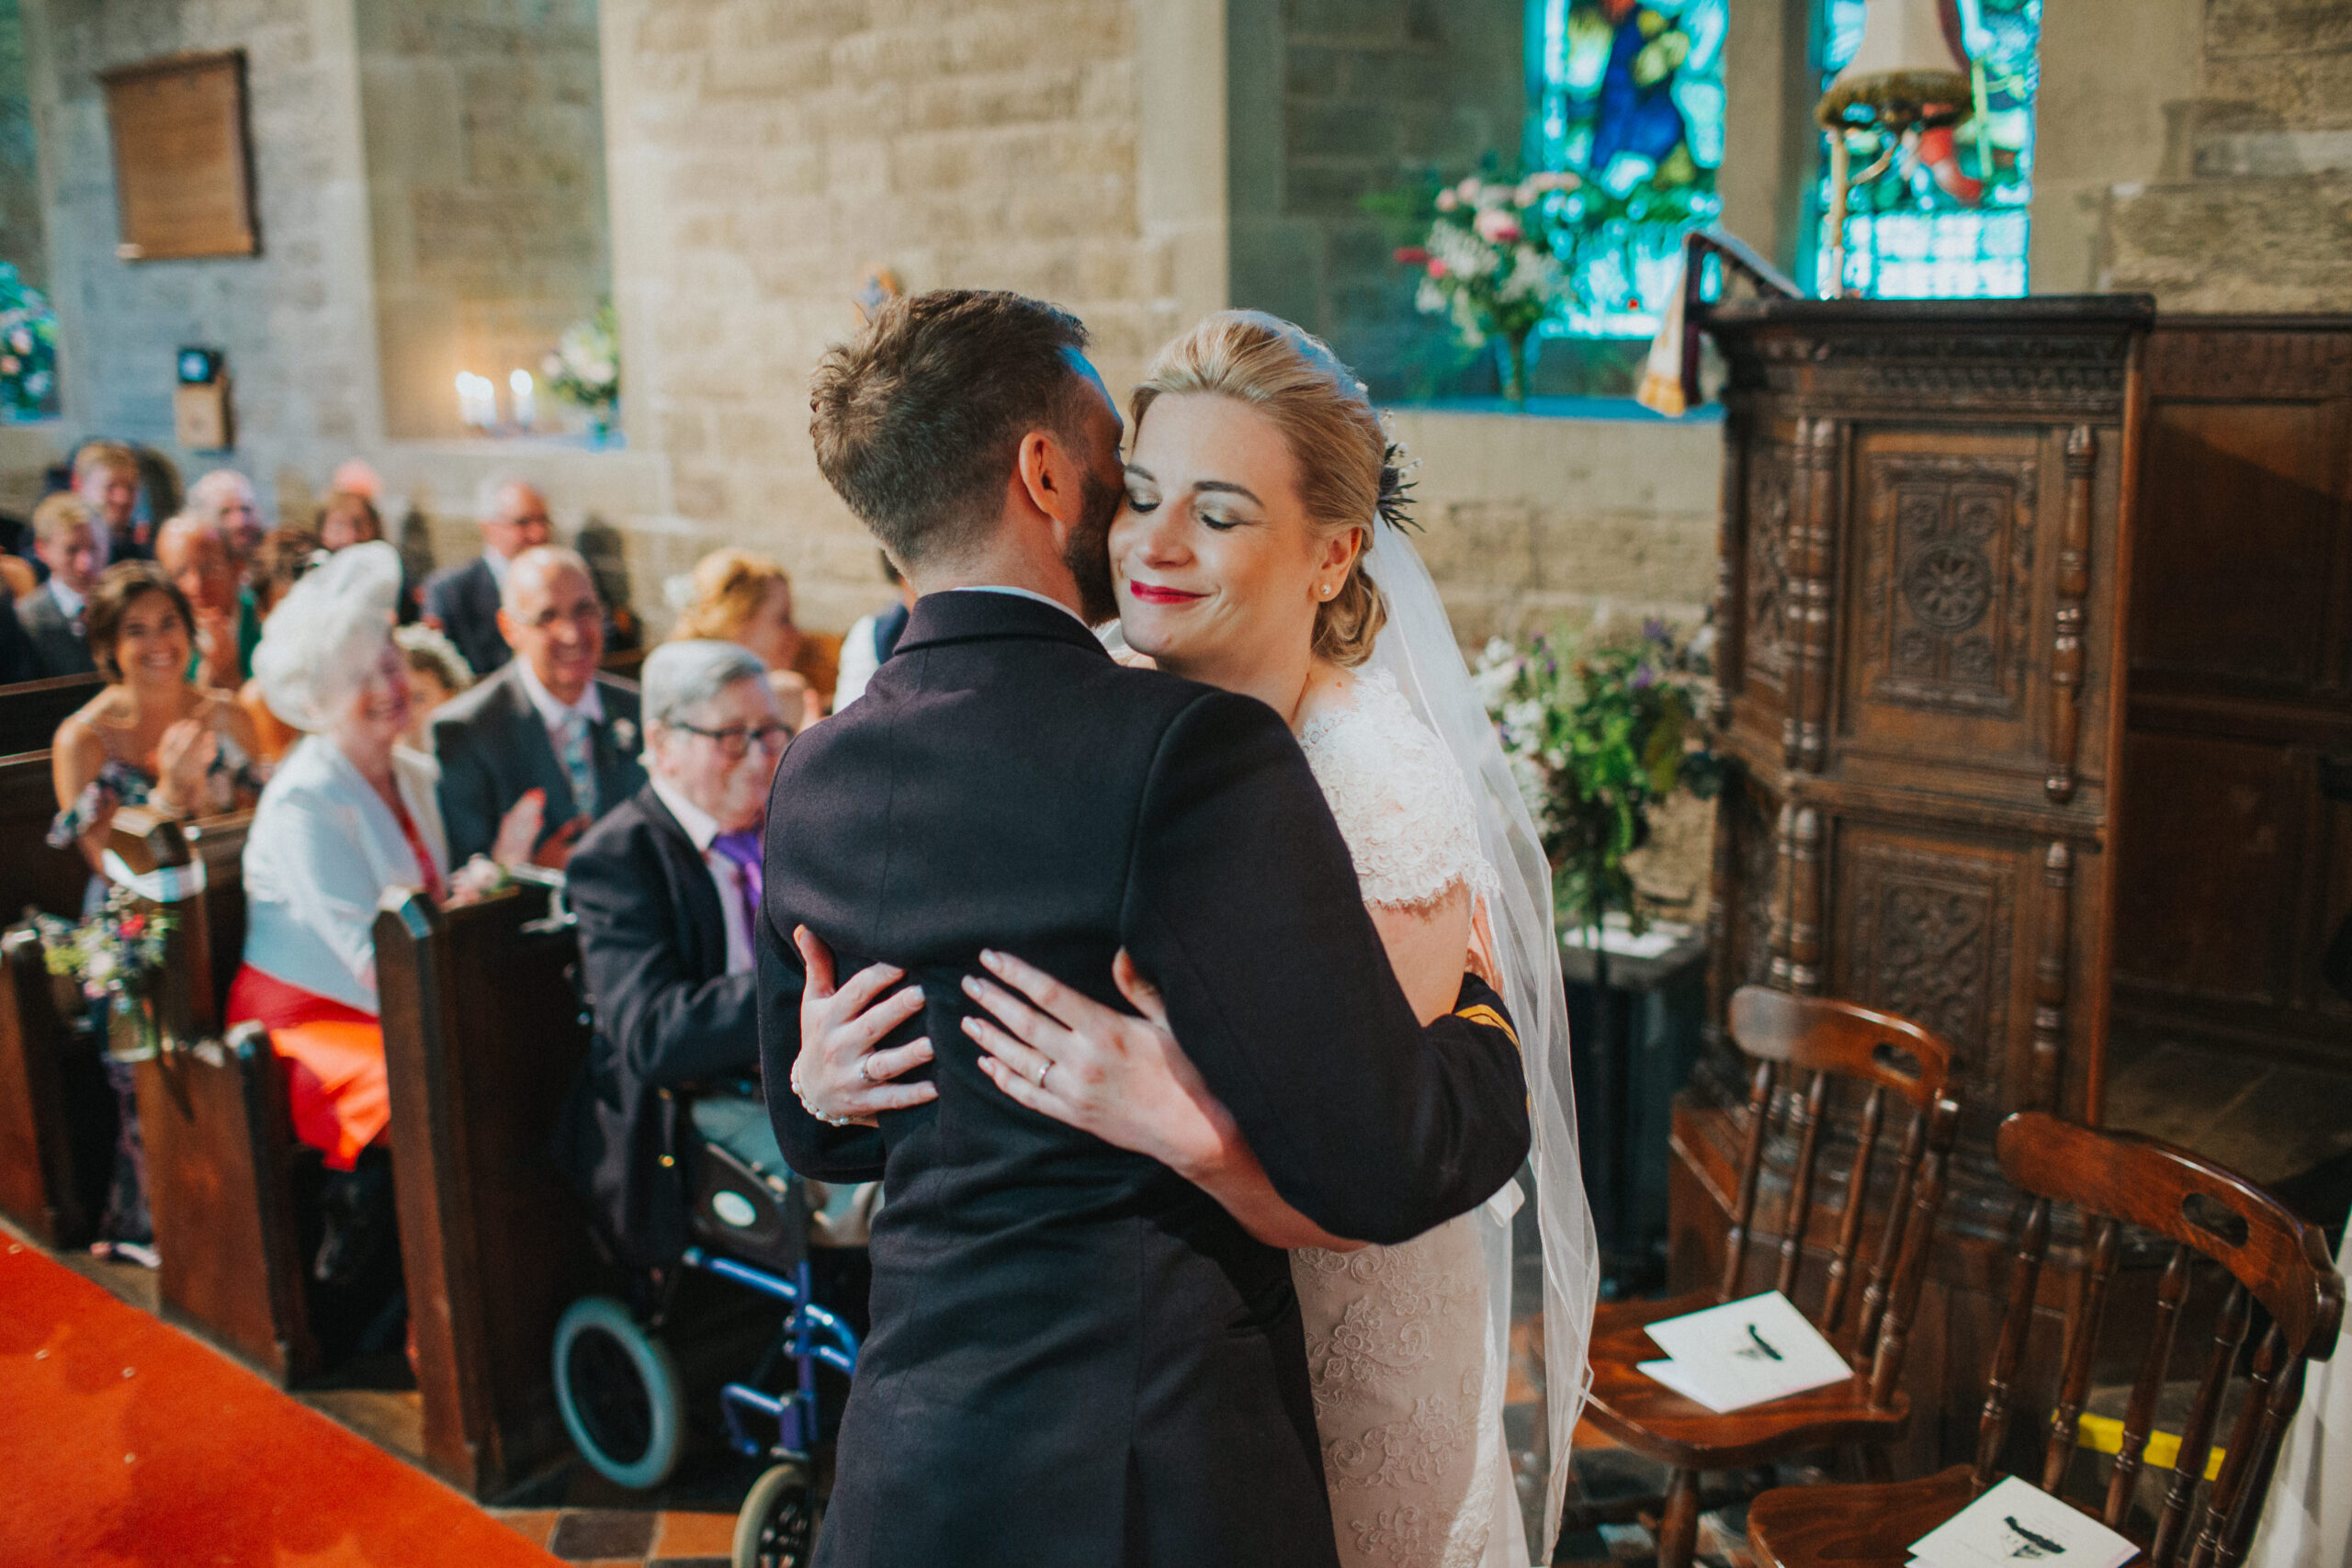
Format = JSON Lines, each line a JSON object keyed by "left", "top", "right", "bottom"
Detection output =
{"left": 552, "top": 1086, "right": 863, "bottom": 1568}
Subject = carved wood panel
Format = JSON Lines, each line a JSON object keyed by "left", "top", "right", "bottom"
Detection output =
{"left": 1832, "top": 830, "right": 2018, "bottom": 1113}
{"left": 1854, "top": 443, "right": 2040, "bottom": 721}
{"left": 1744, "top": 441, "right": 1794, "bottom": 682}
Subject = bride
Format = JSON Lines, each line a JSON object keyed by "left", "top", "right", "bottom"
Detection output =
{"left": 796, "top": 312, "right": 1596, "bottom": 1568}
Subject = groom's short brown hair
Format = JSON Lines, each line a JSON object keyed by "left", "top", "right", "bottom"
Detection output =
{"left": 809, "top": 289, "right": 1091, "bottom": 570}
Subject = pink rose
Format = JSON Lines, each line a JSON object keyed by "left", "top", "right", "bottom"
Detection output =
{"left": 1427, "top": 257, "right": 1450, "bottom": 279}
{"left": 1474, "top": 209, "right": 1523, "bottom": 244}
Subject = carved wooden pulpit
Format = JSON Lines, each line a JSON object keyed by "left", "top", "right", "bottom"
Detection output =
{"left": 1676, "top": 296, "right": 2155, "bottom": 1472}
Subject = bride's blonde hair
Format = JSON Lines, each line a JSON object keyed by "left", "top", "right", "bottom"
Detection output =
{"left": 1129, "top": 311, "right": 1388, "bottom": 667}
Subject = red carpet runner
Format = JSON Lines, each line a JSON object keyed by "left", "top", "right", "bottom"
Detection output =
{"left": 0, "top": 1240, "right": 560, "bottom": 1567}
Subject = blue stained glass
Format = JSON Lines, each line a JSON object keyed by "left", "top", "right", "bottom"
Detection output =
{"left": 1811, "top": 0, "right": 2042, "bottom": 299}
{"left": 1529, "top": 0, "right": 1728, "bottom": 338}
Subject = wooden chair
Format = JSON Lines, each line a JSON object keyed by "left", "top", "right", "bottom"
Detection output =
{"left": 1747, "top": 1111, "right": 2346, "bottom": 1568}
{"left": 376, "top": 879, "right": 605, "bottom": 1498}
{"left": 1566, "top": 985, "right": 1961, "bottom": 1568}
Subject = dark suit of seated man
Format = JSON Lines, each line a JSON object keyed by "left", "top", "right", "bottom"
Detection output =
{"left": 18, "top": 492, "right": 106, "bottom": 678}
{"left": 432, "top": 544, "right": 646, "bottom": 868}
{"left": 420, "top": 478, "right": 551, "bottom": 679}
{"left": 554, "top": 639, "right": 856, "bottom": 1271}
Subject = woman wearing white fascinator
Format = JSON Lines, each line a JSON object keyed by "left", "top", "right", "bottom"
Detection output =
{"left": 228, "top": 542, "right": 541, "bottom": 1284}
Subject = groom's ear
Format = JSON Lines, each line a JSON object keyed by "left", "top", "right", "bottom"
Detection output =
{"left": 1012, "top": 426, "right": 1075, "bottom": 526}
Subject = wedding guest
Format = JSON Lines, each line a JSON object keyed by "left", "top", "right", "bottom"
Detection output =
{"left": 392, "top": 622, "right": 472, "bottom": 751}
{"left": 831, "top": 550, "right": 917, "bottom": 710}
{"left": 48, "top": 562, "right": 266, "bottom": 875}
{"left": 669, "top": 547, "right": 834, "bottom": 728}
{"left": 155, "top": 513, "right": 262, "bottom": 691}
{"left": 232, "top": 543, "right": 537, "bottom": 1282}
{"left": 553, "top": 640, "right": 865, "bottom": 1274}
{"left": 433, "top": 545, "right": 644, "bottom": 867}
{"left": 74, "top": 441, "right": 151, "bottom": 561}
{"left": 317, "top": 489, "right": 382, "bottom": 550}
{"left": 19, "top": 492, "right": 105, "bottom": 677}
{"left": 187, "top": 468, "right": 265, "bottom": 574}
{"left": 236, "top": 528, "right": 327, "bottom": 762}
{"left": 421, "top": 477, "right": 552, "bottom": 677}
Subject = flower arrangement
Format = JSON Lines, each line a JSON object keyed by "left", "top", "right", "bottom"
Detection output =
{"left": 0, "top": 262, "right": 59, "bottom": 421}
{"left": 1476, "top": 618, "right": 1721, "bottom": 943}
{"left": 37, "top": 889, "right": 176, "bottom": 1060}
{"left": 543, "top": 302, "right": 620, "bottom": 434}
{"left": 1388, "top": 173, "right": 1579, "bottom": 405}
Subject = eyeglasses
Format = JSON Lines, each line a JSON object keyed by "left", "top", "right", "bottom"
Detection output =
{"left": 673, "top": 721, "right": 794, "bottom": 760}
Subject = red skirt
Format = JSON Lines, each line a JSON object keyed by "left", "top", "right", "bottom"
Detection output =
{"left": 226, "top": 964, "right": 387, "bottom": 1171}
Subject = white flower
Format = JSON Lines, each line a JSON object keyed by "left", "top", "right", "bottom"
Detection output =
{"left": 86, "top": 950, "right": 117, "bottom": 983}
{"left": 612, "top": 717, "right": 639, "bottom": 752}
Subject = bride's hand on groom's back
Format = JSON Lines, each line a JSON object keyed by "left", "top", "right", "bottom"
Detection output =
{"left": 792, "top": 926, "right": 937, "bottom": 1126}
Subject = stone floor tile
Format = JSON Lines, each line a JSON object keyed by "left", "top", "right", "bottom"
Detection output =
{"left": 492, "top": 1508, "right": 560, "bottom": 1548}
{"left": 548, "top": 1507, "right": 660, "bottom": 1561}
{"left": 654, "top": 1510, "right": 740, "bottom": 1556}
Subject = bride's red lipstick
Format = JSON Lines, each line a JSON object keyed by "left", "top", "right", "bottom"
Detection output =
{"left": 1127, "top": 582, "right": 1204, "bottom": 605}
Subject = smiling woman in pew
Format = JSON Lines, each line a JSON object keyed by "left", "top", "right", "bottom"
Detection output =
{"left": 49, "top": 561, "right": 266, "bottom": 880}
{"left": 229, "top": 544, "right": 539, "bottom": 1281}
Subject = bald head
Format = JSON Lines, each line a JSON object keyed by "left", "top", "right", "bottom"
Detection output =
{"left": 481, "top": 479, "right": 552, "bottom": 562}
{"left": 155, "top": 513, "right": 238, "bottom": 615}
{"left": 498, "top": 545, "right": 604, "bottom": 703}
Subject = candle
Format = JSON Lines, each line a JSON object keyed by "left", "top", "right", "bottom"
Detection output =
{"left": 509, "top": 368, "right": 536, "bottom": 431}
{"left": 455, "top": 371, "right": 497, "bottom": 429}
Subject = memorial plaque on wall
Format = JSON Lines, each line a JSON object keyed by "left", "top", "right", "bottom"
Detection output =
{"left": 99, "top": 51, "right": 257, "bottom": 262}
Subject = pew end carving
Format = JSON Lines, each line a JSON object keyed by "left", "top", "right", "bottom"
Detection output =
{"left": 377, "top": 881, "right": 607, "bottom": 1499}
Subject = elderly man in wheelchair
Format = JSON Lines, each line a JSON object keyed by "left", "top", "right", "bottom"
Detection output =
{"left": 549, "top": 638, "right": 870, "bottom": 1566}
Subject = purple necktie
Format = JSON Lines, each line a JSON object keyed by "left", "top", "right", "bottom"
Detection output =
{"left": 710, "top": 829, "right": 763, "bottom": 942}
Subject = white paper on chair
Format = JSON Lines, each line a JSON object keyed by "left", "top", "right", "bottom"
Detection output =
{"left": 1634, "top": 1290, "right": 1852, "bottom": 1413}
{"left": 1904, "top": 1476, "right": 2138, "bottom": 1568}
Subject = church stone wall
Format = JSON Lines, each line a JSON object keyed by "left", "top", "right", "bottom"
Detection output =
{"left": 598, "top": 0, "right": 1184, "bottom": 633}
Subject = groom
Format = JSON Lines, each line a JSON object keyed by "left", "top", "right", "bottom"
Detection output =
{"left": 759, "top": 290, "right": 1530, "bottom": 1568}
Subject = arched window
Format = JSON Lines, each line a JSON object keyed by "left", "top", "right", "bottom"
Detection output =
{"left": 1528, "top": 0, "right": 1727, "bottom": 337}
{"left": 1811, "top": 0, "right": 2043, "bottom": 299}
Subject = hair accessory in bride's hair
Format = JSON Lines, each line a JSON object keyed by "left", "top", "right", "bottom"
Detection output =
{"left": 1377, "top": 439, "right": 1421, "bottom": 533}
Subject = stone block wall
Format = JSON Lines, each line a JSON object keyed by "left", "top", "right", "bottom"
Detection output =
{"left": 1228, "top": 0, "right": 1524, "bottom": 401}
{"left": 599, "top": 0, "right": 1204, "bottom": 632}
{"left": 359, "top": 0, "right": 611, "bottom": 439}
{"left": 2101, "top": 0, "right": 2352, "bottom": 309}
{"left": 0, "top": 0, "right": 45, "bottom": 290}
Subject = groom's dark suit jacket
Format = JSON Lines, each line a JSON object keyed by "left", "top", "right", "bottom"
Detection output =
{"left": 758, "top": 592, "right": 1531, "bottom": 1568}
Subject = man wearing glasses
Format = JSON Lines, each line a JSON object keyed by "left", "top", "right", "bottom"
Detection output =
{"left": 552, "top": 640, "right": 872, "bottom": 1274}
{"left": 433, "top": 545, "right": 647, "bottom": 865}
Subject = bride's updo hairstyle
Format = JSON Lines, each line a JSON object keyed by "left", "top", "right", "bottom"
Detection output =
{"left": 1130, "top": 311, "right": 1390, "bottom": 667}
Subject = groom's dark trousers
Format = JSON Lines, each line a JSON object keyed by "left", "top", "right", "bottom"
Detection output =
{"left": 759, "top": 591, "right": 1531, "bottom": 1568}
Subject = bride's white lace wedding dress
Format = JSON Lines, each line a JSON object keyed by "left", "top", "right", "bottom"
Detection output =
{"left": 1293, "top": 666, "right": 1520, "bottom": 1568}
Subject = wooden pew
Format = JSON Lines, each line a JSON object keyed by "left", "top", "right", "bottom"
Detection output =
{"left": 107, "top": 807, "right": 323, "bottom": 1384}
{"left": 377, "top": 880, "right": 604, "bottom": 1497}
{"left": 0, "top": 744, "right": 117, "bottom": 1246}
{"left": 0, "top": 674, "right": 102, "bottom": 761}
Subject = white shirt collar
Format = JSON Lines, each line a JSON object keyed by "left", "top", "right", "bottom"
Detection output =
{"left": 47, "top": 578, "right": 85, "bottom": 617}
{"left": 514, "top": 655, "right": 606, "bottom": 730}
{"left": 649, "top": 774, "right": 720, "bottom": 853}
{"left": 944, "top": 584, "right": 1090, "bottom": 628}
{"left": 483, "top": 547, "right": 513, "bottom": 591}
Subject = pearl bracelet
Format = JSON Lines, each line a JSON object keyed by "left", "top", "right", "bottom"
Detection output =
{"left": 793, "top": 1067, "right": 856, "bottom": 1128}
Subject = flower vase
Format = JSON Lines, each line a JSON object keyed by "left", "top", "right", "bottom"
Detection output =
{"left": 1498, "top": 332, "right": 1532, "bottom": 409}
{"left": 105, "top": 984, "right": 161, "bottom": 1065}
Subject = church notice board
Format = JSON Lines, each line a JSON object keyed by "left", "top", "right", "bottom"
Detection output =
{"left": 99, "top": 51, "right": 257, "bottom": 262}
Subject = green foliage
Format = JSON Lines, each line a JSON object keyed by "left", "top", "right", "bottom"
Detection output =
{"left": 0, "top": 262, "right": 58, "bottom": 421}
{"left": 1476, "top": 618, "right": 1721, "bottom": 938}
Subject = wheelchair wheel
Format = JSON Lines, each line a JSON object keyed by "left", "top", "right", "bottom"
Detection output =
{"left": 733, "top": 1460, "right": 818, "bottom": 1568}
{"left": 551, "top": 1295, "right": 684, "bottom": 1490}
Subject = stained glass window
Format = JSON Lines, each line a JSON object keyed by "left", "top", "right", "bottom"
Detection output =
{"left": 1528, "top": 0, "right": 1727, "bottom": 338}
{"left": 1812, "top": 0, "right": 2042, "bottom": 299}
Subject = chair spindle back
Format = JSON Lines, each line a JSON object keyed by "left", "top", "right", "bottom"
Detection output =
{"left": 1719, "top": 987, "right": 1962, "bottom": 1409}
{"left": 1975, "top": 1112, "right": 2345, "bottom": 1568}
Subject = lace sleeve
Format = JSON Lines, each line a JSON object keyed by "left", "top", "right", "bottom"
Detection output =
{"left": 1298, "top": 670, "right": 1500, "bottom": 912}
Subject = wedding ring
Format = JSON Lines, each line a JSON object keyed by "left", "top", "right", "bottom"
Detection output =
{"left": 1037, "top": 1061, "right": 1053, "bottom": 1090}
{"left": 858, "top": 1055, "right": 877, "bottom": 1085}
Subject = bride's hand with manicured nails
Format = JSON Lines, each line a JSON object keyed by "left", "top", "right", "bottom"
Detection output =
{"left": 792, "top": 925, "right": 937, "bottom": 1126}
{"left": 961, "top": 947, "right": 1363, "bottom": 1251}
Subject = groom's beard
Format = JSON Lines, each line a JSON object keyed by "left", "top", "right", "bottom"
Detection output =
{"left": 1063, "top": 467, "right": 1122, "bottom": 626}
